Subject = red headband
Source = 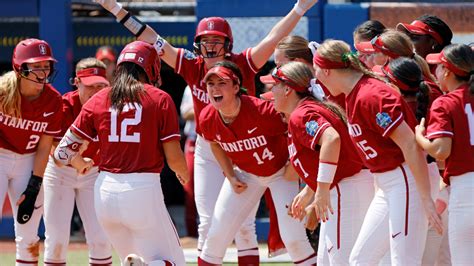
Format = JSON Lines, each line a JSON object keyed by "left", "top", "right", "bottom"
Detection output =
{"left": 371, "top": 36, "right": 401, "bottom": 59}
{"left": 204, "top": 66, "right": 241, "bottom": 85}
{"left": 76, "top": 68, "right": 107, "bottom": 78}
{"left": 381, "top": 64, "right": 415, "bottom": 92}
{"left": 271, "top": 68, "right": 308, "bottom": 92}
{"left": 406, "top": 20, "right": 444, "bottom": 45}
{"left": 313, "top": 53, "right": 349, "bottom": 69}
{"left": 426, "top": 51, "right": 470, "bottom": 77}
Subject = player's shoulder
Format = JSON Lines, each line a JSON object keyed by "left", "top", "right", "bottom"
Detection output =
{"left": 199, "top": 103, "right": 218, "bottom": 124}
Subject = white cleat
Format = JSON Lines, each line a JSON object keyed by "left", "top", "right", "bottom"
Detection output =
{"left": 124, "top": 254, "right": 148, "bottom": 266}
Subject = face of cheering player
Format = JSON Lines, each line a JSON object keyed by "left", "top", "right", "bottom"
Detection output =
{"left": 206, "top": 74, "right": 240, "bottom": 112}
{"left": 274, "top": 48, "right": 291, "bottom": 68}
{"left": 76, "top": 78, "right": 108, "bottom": 105}
{"left": 434, "top": 63, "right": 450, "bottom": 92}
{"left": 201, "top": 35, "right": 227, "bottom": 68}
{"left": 271, "top": 82, "right": 290, "bottom": 113}
{"left": 19, "top": 61, "right": 51, "bottom": 100}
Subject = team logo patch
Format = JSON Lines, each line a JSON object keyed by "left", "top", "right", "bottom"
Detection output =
{"left": 39, "top": 44, "right": 47, "bottom": 55}
{"left": 305, "top": 120, "right": 319, "bottom": 137}
{"left": 376, "top": 112, "right": 392, "bottom": 129}
{"left": 207, "top": 20, "right": 214, "bottom": 30}
{"left": 183, "top": 50, "right": 197, "bottom": 60}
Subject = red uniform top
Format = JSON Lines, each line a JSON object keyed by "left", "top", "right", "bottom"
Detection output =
{"left": 57, "top": 90, "right": 100, "bottom": 163}
{"left": 345, "top": 76, "right": 417, "bottom": 172}
{"left": 320, "top": 82, "right": 346, "bottom": 110}
{"left": 0, "top": 84, "right": 62, "bottom": 154}
{"left": 287, "top": 98, "right": 363, "bottom": 190}
{"left": 199, "top": 95, "right": 288, "bottom": 177}
{"left": 426, "top": 84, "right": 474, "bottom": 183}
{"left": 72, "top": 84, "right": 181, "bottom": 173}
{"left": 175, "top": 48, "right": 259, "bottom": 135}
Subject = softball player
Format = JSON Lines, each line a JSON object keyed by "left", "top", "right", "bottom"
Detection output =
{"left": 93, "top": 0, "right": 318, "bottom": 262}
{"left": 355, "top": 30, "right": 443, "bottom": 103}
{"left": 352, "top": 20, "right": 386, "bottom": 69}
{"left": 54, "top": 41, "right": 189, "bottom": 266}
{"left": 396, "top": 15, "right": 453, "bottom": 61}
{"left": 416, "top": 44, "right": 474, "bottom": 265}
{"left": 261, "top": 62, "right": 374, "bottom": 265}
{"left": 0, "top": 38, "right": 62, "bottom": 266}
{"left": 43, "top": 58, "right": 112, "bottom": 265}
{"left": 198, "top": 61, "right": 316, "bottom": 265}
{"left": 313, "top": 40, "right": 443, "bottom": 265}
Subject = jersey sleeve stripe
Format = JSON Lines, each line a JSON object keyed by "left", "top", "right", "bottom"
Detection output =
{"left": 175, "top": 48, "right": 183, "bottom": 74}
{"left": 311, "top": 122, "right": 330, "bottom": 150}
{"left": 426, "top": 131, "right": 454, "bottom": 139}
{"left": 382, "top": 113, "right": 403, "bottom": 137}
{"left": 71, "top": 125, "right": 95, "bottom": 141}
{"left": 44, "top": 129, "right": 61, "bottom": 135}
{"left": 160, "top": 133, "right": 181, "bottom": 142}
{"left": 245, "top": 48, "right": 259, "bottom": 74}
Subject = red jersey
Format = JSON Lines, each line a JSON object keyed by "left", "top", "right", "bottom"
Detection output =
{"left": 58, "top": 90, "right": 100, "bottom": 163}
{"left": 175, "top": 48, "right": 259, "bottom": 135}
{"left": 426, "top": 84, "right": 474, "bottom": 182}
{"left": 199, "top": 95, "right": 288, "bottom": 177}
{"left": 320, "top": 82, "right": 346, "bottom": 110}
{"left": 72, "top": 84, "right": 181, "bottom": 174}
{"left": 345, "top": 76, "right": 417, "bottom": 172}
{"left": 287, "top": 98, "right": 363, "bottom": 190}
{"left": 0, "top": 84, "right": 62, "bottom": 154}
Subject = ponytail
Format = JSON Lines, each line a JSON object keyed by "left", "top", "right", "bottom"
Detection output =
{"left": 346, "top": 53, "right": 386, "bottom": 83}
{"left": 415, "top": 81, "right": 430, "bottom": 122}
{"left": 413, "top": 54, "right": 438, "bottom": 85}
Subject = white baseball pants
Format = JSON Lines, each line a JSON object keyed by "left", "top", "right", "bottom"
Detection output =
{"left": 317, "top": 169, "right": 374, "bottom": 266}
{"left": 94, "top": 171, "right": 185, "bottom": 266}
{"left": 200, "top": 167, "right": 317, "bottom": 265}
{"left": 0, "top": 148, "right": 43, "bottom": 266}
{"left": 43, "top": 157, "right": 112, "bottom": 264}
{"left": 194, "top": 135, "right": 258, "bottom": 254}
{"left": 350, "top": 163, "right": 429, "bottom": 266}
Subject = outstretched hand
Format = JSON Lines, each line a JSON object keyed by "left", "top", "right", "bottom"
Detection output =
{"left": 93, "top": 0, "right": 119, "bottom": 12}
{"left": 295, "top": 0, "right": 318, "bottom": 14}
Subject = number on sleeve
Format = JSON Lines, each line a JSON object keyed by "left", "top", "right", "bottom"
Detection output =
{"left": 108, "top": 103, "right": 142, "bottom": 143}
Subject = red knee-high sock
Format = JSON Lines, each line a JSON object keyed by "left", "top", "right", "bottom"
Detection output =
{"left": 198, "top": 257, "right": 219, "bottom": 266}
{"left": 238, "top": 254, "right": 260, "bottom": 266}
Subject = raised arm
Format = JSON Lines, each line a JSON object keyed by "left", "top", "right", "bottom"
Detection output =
{"left": 250, "top": 0, "right": 318, "bottom": 69}
{"left": 93, "top": 0, "right": 179, "bottom": 68}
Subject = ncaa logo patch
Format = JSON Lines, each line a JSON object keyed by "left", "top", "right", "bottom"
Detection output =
{"left": 38, "top": 44, "right": 47, "bottom": 55}
{"left": 305, "top": 120, "right": 319, "bottom": 137}
{"left": 376, "top": 112, "right": 392, "bottom": 129}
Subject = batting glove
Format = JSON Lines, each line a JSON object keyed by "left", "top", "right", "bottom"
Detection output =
{"left": 17, "top": 174, "right": 42, "bottom": 224}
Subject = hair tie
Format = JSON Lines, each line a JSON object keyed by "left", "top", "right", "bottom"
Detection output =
{"left": 308, "top": 41, "right": 321, "bottom": 56}
{"left": 308, "top": 78, "right": 326, "bottom": 101}
{"left": 411, "top": 53, "right": 416, "bottom": 59}
{"left": 341, "top": 52, "right": 357, "bottom": 63}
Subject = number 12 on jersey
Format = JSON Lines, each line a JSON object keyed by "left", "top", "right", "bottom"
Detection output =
{"left": 108, "top": 103, "right": 142, "bottom": 143}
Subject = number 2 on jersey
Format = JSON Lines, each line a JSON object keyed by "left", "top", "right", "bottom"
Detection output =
{"left": 108, "top": 103, "right": 142, "bottom": 143}
{"left": 252, "top": 147, "right": 275, "bottom": 165}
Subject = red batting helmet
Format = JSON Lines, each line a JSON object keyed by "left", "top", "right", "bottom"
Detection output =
{"left": 194, "top": 17, "right": 233, "bottom": 53}
{"left": 117, "top": 41, "right": 161, "bottom": 84}
{"left": 12, "top": 38, "right": 57, "bottom": 73}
